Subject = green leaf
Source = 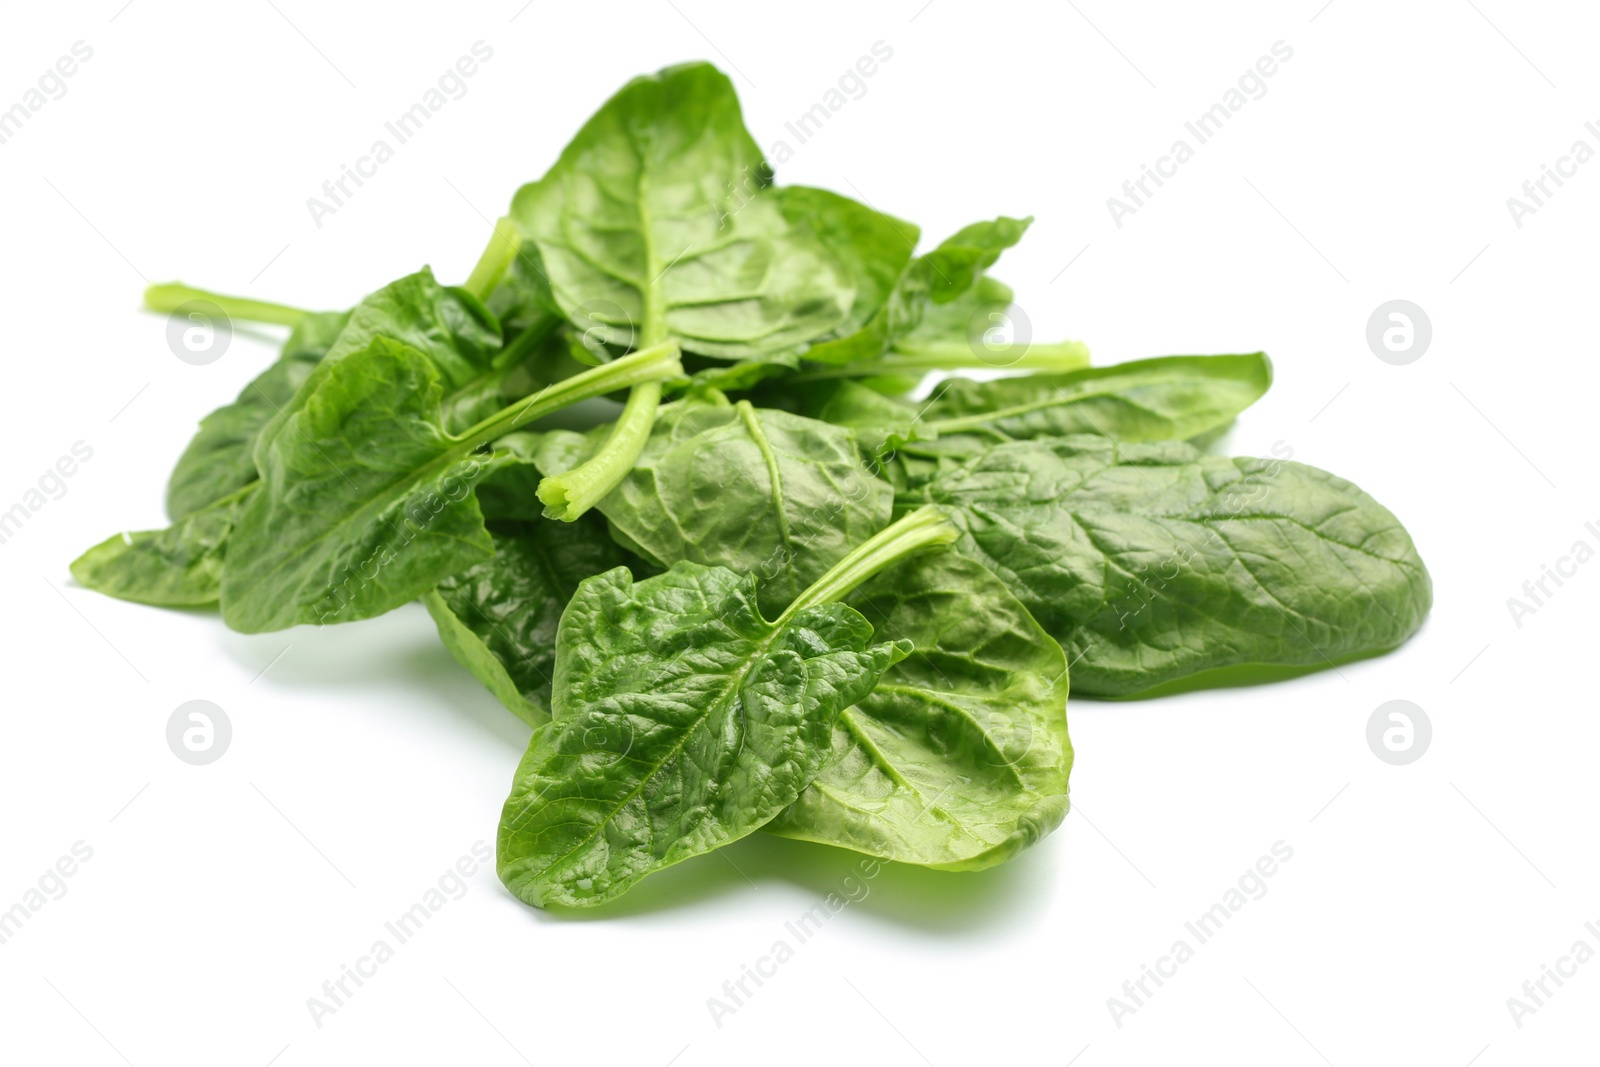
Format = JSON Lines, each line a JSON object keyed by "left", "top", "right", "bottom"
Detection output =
{"left": 70, "top": 489, "right": 248, "bottom": 607}
{"left": 871, "top": 273, "right": 1091, "bottom": 378}
{"left": 496, "top": 563, "right": 903, "bottom": 909}
{"left": 920, "top": 353, "right": 1273, "bottom": 446}
{"left": 496, "top": 506, "right": 959, "bottom": 908}
{"left": 920, "top": 436, "right": 1433, "bottom": 696}
{"left": 165, "top": 312, "right": 349, "bottom": 520}
{"left": 484, "top": 241, "right": 560, "bottom": 348}
{"left": 787, "top": 353, "right": 1272, "bottom": 492}
{"left": 775, "top": 186, "right": 919, "bottom": 363}
{"left": 914, "top": 216, "right": 1032, "bottom": 304}
{"left": 470, "top": 433, "right": 548, "bottom": 523}
{"left": 803, "top": 216, "right": 1031, "bottom": 367}
{"left": 251, "top": 269, "right": 501, "bottom": 472}
{"left": 104, "top": 274, "right": 519, "bottom": 612}
{"left": 220, "top": 339, "right": 682, "bottom": 633}
{"left": 425, "top": 516, "right": 640, "bottom": 726}
{"left": 509, "top": 62, "right": 853, "bottom": 360}
{"left": 535, "top": 397, "right": 893, "bottom": 618}
{"left": 767, "top": 551, "right": 1072, "bottom": 869}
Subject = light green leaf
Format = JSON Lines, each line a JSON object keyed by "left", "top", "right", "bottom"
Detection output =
{"left": 803, "top": 216, "right": 1031, "bottom": 367}
{"left": 70, "top": 488, "right": 249, "bottom": 607}
{"left": 535, "top": 397, "right": 893, "bottom": 617}
{"left": 165, "top": 312, "right": 349, "bottom": 520}
{"left": 251, "top": 269, "right": 501, "bottom": 472}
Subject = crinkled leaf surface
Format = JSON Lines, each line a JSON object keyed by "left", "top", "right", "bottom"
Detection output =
{"left": 535, "top": 398, "right": 892, "bottom": 617}
{"left": 497, "top": 562, "right": 907, "bottom": 908}
{"left": 252, "top": 269, "right": 500, "bottom": 470}
{"left": 509, "top": 62, "right": 852, "bottom": 360}
{"left": 116, "top": 274, "right": 500, "bottom": 615}
{"left": 221, "top": 337, "right": 504, "bottom": 632}
{"left": 920, "top": 435, "right": 1432, "bottom": 696}
{"left": 767, "top": 551, "right": 1072, "bottom": 869}
{"left": 425, "top": 515, "right": 639, "bottom": 726}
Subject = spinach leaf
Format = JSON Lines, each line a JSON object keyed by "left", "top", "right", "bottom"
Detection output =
{"left": 672, "top": 186, "right": 923, "bottom": 394}
{"left": 802, "top": 216, "right": 1030, "bottom": 368}
{"left": 775, "top": 186, "right": 920, "bottom": 359}
{"left": 920, "top": 435, "right": 1433, "bottom": 696}
{"left": 220, "top": 339, "right": 682, "bottom": 633}
{"left": 786, "top": 353, "right": 1273, "bottom": 492}
{"left": 508, "top": 62, "right": 852, "bottom": 361}
{"left": 70, "top": 488, "right": 248, "bottom": 607}
{"left": 497, "top": 506, "right": 958, "bottom": 908}
{"left": 250, "top": 269, "right": 501, "bottom": 472}
{"left": 768, "top": 551, "right": 1073, "bottom": 869}
{"left": 535, "top": 397, "right": 893, "bottom": 618}
{"left": 920, "top": 353, "right": 1272, "bottom": 445}
{"left": 76, "top": 296, "right": 347, "bottom": 604}
{"left": 165, "top": 311, "right": 350, "bottom": 520}
{"left": 872, "top": 273, "right": 1090, "bottom": 378}
{"left": 424, "top": 514, "right": 641, "bottom": 727}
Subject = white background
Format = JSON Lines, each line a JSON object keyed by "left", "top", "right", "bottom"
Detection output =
{"left": 1, "top": 1, "right": 1595, "bottom": 1064}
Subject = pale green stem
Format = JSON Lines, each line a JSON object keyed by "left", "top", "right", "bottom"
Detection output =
{"left": 464, "top": 216, "right": 523, "bottom": 302}
{"left": 533, "top": 202, "right": 674, "bottom": 520}
{"left": 537, "top": 380, "right": 662, "bottom": 521}
{"left": 451, "top": 341, "right": 682, "bottom": 454}
{"left": 144, "top": 283, "right": 310, "bottom": 327}
{"left": 776, "top": 505, "right": 959, "bottom": 624}
{"left": 796, "top": 340, "right": 1091, "bottom": 381}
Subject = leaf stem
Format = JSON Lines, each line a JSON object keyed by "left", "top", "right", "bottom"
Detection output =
{"left": 544, "top": 219, "right": 679, "bottom": 522}
{"left": 794, "top": 340, "right": 1091, "bottom": 381}
{"left": 778, "top": 505, "right": 959, "bottom": 623}
{"left": 144, "top": 282, "right": 310, "bottom": 327}
{"left": 451, "top": 341, "right": 683, "bottom": 453}
{"left": 537, "top": 380, "right": 662, "bottom": 521}
{"left": 463, "top": 216, "right": 523, "bottom": 302}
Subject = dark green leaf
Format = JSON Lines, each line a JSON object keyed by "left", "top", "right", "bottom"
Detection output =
{"left": 220, "top": 336, "right": 681, "bottom": 632}
{"left": 921, "top": 435, "right": 1432, "bottom": 696}
{"left": 497, "top": 562, "right": 907, "bottom": 908}
{"left": 425, "top": 515, "right": 640, "bottom": 726}
{"left": 920, "top": 353, "right": 1273, "bottom": 447}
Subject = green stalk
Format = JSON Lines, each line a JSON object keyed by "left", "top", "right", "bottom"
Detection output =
{"left": 144, "top": 283, "right": 310, "bottom": 327}
{"left": 451, "top": 341, "right": 682, "bottom": 454}
{"left": 537, "top": 380, "right": 662, "bottom": 521}
{"left": 795, "top": 340, "right": 1091, "bottom": 381}
{"left": 534, "top": 220, "right": 674, "bottom": 520}
{"left": 463, "top": 216, "right": 523, "bottom": 302}
{"left": 776, "top": 505, "right": 959, "bottom": 623}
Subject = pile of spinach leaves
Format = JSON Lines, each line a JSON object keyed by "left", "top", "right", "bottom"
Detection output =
{"left": 76, "top": 62, "right": 1431, "bottom": 909}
